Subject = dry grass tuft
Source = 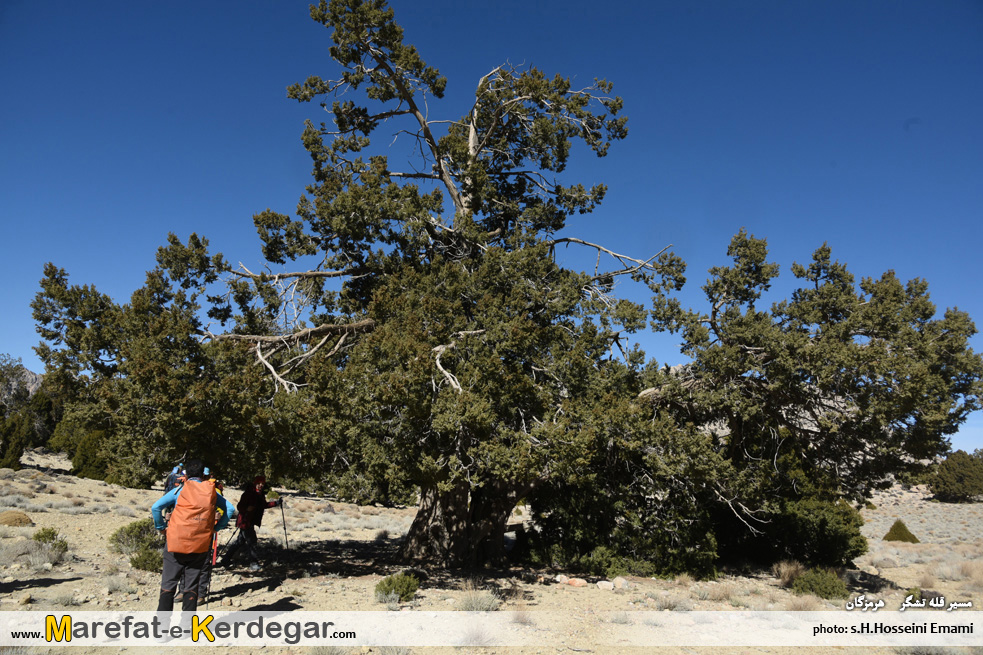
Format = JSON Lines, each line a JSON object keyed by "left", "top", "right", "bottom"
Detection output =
{"left": 511, "top": 601, "right": 535, "bottom": 626}
{"left": 772, "top": 560, "right": 805, "bottom": 587}
{"left": 457, "top": 579, "right": 500, "bottom": 611}
{"left": 785, "top": 594, "right": 821, "bottom": 611}
{"left": 707, "top": 584, "right": 734, "bottom": 602}
{"left": 674, "top": 572, "right": 695, "bottom": 587}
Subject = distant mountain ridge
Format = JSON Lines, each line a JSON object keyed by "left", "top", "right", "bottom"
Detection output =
{"left": 19, "top": 367, "right": 43, "bottom": 395}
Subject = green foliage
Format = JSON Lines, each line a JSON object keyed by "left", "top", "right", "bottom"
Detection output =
{"left": 111, "top": 518, "right": 164, "bottom": 571}
{"left": 32, "top": 527, "right": 68, "bottom": 555}
{"left": 929, "top": 450, "right": 983, "bottom": 502}
{"left": 883, "top": 519, "right": 919, "bottom": 543}
{"left": 766, "top": 499, "right": 868, "bottom": 567}
{"left": 110, "top": 518, "right": 162, "bottom": 555}
{"left": 0, "top": 410, "right": 28, "bottom": 470}
{"left": 648, "top": 231, "right": 983, "bottom": 565}
{"left": 130, "top": 547, "right": 164, "bottom": 572}
{"left": 791, "top": 568, "right": 849, "bottom": 599}
{"left": 33, "top": 527, "right": 60, "bottom": 542}
{"left": 28, "top": 0, "right": 983, "bottom": 574}
{"left": 529, "top": 404, "right": 723, "bottom": 578}
{"left": 897, "top": 463, "right": 938, "bottom": 489}
{"left": 49, "top": 419, "right": 110, "bottom": 482}
{"left": 0, "top": 354, "right": 34, "bottom": 469}
{"left": 374, "top": 573, "right": 419, "bottom": 603}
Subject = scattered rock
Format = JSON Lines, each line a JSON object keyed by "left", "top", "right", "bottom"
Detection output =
{"left": 597, "top": 581, "right": 614, "bottom": 591}
{"left": 567, "top": 578, "right": 588, "bottom": 587}
{"left": 18, "top": 592, "right": 32, "bottom": 605}
{"left": 222, "top": 597, "right": 233, "bottom": 606}
{"left": 613, "top": 576, "right": 628, "bottom": 589}
{"left": 555, "top": 574, "right": 569, "bottom": 584}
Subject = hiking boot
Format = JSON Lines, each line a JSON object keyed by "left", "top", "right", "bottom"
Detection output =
{"left": 248, "top": 562, "right": 261, "bottom": 572}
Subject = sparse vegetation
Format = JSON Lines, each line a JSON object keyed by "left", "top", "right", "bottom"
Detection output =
{"left": 130, "top": 547, "right": 163, "bottom": 572}
{"left": 110, "top": 517, "right": 163, "bottom": 571}
{"left": 375, "top": 572, "right": 419, "bottom": 603}
{"left": 105, "top": 576, "right": 135, "bottom": 594}
{"left": 457, "top": 581, "right": 500, "bottom": 611}
{"left": 53, "top": 593, "right": 80, "bottom": 607}
{"left": 772, "top": 560, "right": 806, "bottom": 587}
{"left": 110, "top": 518, "right": 159, "bottom": 554}
{"left": 32, "top": 527, "right": 68, "bottom": 555}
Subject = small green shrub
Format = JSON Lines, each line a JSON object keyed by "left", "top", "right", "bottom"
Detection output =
{"left": 929, "top": 450, "right": 983, "bottom": 502}
{"left": 555, "top": 545, "right": 660, "bottom": 580}
{"left": 791, "top": 568, "right": 849, "bottom": 599}
{"left": 32, "top": 527, "right": 68, "bottom": 554}
{"left": 110, "top": 518, "right": 160, "bottom": 555}
{"left": 375, "top": 572, "right": 419, "bottom": 603}
{"left": 883, "top": 519, "right": 919, "bottom": 543}
{"left": 32, "top": 527, "right": 59, "bottom": 543}
{"left": 130, "top": 547, "right": 163, "bottom": 572}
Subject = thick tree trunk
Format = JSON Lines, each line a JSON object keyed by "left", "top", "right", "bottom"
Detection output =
{"left": 399, "top": 478, "right": 537, "bottom": 568}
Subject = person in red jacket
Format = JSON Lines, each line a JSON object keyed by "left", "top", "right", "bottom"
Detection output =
{"left": 220, "top": 475, "right": 280, "bottom": 571}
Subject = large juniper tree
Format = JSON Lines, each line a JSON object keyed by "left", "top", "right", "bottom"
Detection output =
{"left": 31, "top": 0, "right": 983, "bottom": 572}
{"left": 52, "top": 0, "right": 678, "bottom": 565}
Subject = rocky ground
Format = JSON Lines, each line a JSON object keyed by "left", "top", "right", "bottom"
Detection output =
{"left": 1, "top": 449, "right": 981, "bottom": 655}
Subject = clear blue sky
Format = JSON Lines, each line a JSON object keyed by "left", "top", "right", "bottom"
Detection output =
{"left": 2, "top": 1, "right": 981, "bottom": 450}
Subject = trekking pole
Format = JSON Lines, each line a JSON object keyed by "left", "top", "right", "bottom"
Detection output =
{"left": 280, "top": 500, "right": 289, "bottom": 549}
{"left": 204, "top": 532, "right": 218, "bottom": 610}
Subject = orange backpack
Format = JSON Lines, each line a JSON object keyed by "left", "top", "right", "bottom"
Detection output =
{"left": 166, "top": 479, "right": 217, "bottom": 554}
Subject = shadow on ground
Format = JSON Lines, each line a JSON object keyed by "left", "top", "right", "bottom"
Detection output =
{"left": 212, "top": 536, "right": 541, "bottom": 601}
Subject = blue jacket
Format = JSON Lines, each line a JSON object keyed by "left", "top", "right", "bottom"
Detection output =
{"left": 151, "top": 478, "right": 236, "bottom": 531}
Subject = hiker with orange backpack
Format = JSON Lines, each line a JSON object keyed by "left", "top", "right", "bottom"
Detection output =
{"left": 151, "top": 459, "right": 235, "bottom": 613}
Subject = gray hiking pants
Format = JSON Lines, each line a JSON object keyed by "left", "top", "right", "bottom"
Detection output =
{"left": 158, "top": 549, "right": 209, "bottom": 612}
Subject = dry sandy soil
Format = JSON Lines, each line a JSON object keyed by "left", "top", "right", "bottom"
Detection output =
{"left": 2, "top": 449, "right": 982, "bottom": 655}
